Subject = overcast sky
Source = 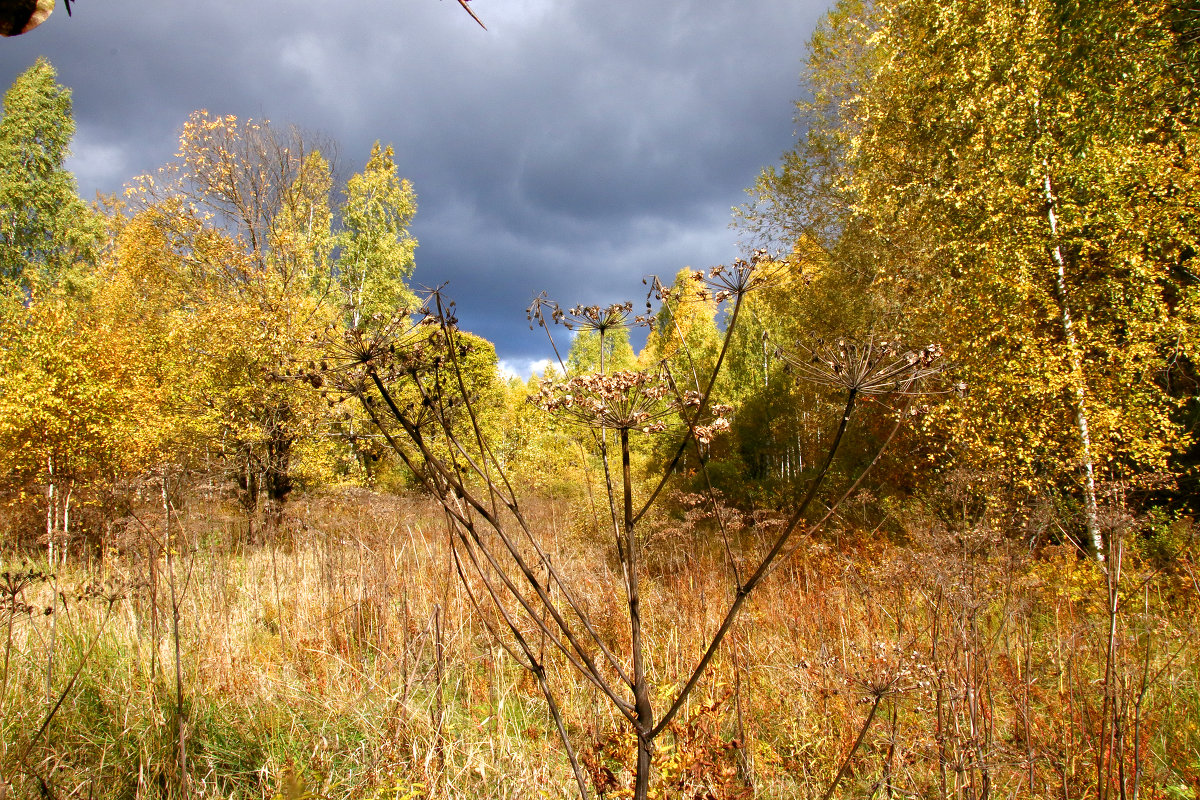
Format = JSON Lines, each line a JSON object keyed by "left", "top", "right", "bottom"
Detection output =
{"left": 0, "top": 0, "right": 826, "bottom": 376}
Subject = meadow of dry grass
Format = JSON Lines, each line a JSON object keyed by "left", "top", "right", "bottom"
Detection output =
{"left": 1, "top": 489, "right": 1197, "bottom": 800}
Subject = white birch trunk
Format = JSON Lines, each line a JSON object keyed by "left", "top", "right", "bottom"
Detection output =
{"left": 1043, "top": 168, "right": 1104, "bottom": 560}
{"left": 46, "top": 456, "right": 55, "bottom": 567}
{"left": 61, "top": 481, "right": 72, "bottom": 568}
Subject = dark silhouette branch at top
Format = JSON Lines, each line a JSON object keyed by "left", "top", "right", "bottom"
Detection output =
{"left": 455, "top": 0, "right": 487, "bottom": 30}
{"left": 0, "top": 0, "right": 62, "bottom": 37}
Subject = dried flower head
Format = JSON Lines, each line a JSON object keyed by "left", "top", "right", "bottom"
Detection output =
{"left": 705, "top": 248, "right": 782, "bottom": 298}
{"left": 532, "top": 370, "right": 675, "bottom": 432}
{"left": 645, "top": 249, "right": 781, "bottom": 310}
{"left": 292, "top": 303, "right": 446, "bottom": 395}
{"left": 527, "top": 296, "right": 650, "bottom": 333}
{"left": 779, "top": 338, "right": 943, "bottom": 396}
{"left": 1, "top": 566, "right": 49, "bottom": 617}
{"left": 531, "top": 370, "right": 734, "bottom": 444}
{"left": 325, "top": 309, "right": 426, "bottom": 367}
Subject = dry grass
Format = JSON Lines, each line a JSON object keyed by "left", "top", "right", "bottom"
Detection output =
{"left": 0, "top": 489, "right": 1196, "bottom": 799}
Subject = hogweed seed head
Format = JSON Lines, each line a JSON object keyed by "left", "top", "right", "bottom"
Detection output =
{"left": 527, "top": 294, "right": 645, "bottom": 335}
{"left": 531, "top": 369, "right": 732, "bottom": 438}
{"left": 778, "top": 338, "right": 943, "bottom": 396}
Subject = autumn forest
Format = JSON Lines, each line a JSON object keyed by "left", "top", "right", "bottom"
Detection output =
{"left": 1, "top": 0, "right": 1199, "bottom": 798}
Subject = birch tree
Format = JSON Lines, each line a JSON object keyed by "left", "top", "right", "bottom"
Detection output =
{"left": 0, "top": 58, "right": 99, "bottom": 292}
{"left": 336, "top": 142, "right": 418, "bottom": 328}
{"left": 747, "top": 0, "right": 1199, "bottom": 551}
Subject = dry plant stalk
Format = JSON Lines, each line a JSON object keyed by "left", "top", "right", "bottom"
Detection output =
{"left": 302, "top": 252, "right": 943, "bottom": 800}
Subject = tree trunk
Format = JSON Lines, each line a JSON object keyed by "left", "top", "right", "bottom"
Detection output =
{"left": 263, "top": 415, "right": 294, "bottom": 533}
{"left": 45, "top": 456, "right": 55, "bottom": 567}
{"left": 1042, "top": 167, "right": 1104, "bottom": 559}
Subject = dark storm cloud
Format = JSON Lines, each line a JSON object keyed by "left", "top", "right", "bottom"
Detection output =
{"left": 0, "top": 0, "right": 827, "bottom": 373}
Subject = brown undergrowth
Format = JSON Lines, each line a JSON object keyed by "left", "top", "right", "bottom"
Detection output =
{"left": 0, "top": 489, "right": 1196, "bottom": 799}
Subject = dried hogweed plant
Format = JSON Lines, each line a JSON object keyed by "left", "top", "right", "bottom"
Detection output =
{"left": 0, "top": 571, "right": 125, "bottom": 797}
{"left": 780, "top": 338, "right": 944, "bottom": 397}
{"left": 530, "top": 368, "right": 731, "bottom": 441}
{"left": 305, "top": 253, "right": 942, "bottom": 800}
{"left": 526, "top": 297, "right": 648, "bottom": 375}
